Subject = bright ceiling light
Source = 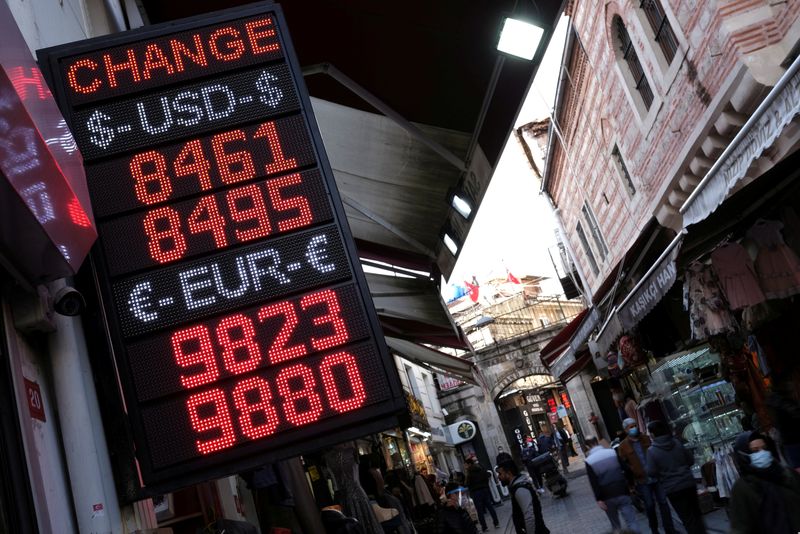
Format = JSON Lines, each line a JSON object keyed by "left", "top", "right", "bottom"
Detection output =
{"left": 451, "top": 194, "right": 473, "bottom": 219}
{"left": 443, "top": 233, "right": 459, "bottom": 255}
{"left": 497, "top": 17, "right": 544, "bottom": 60}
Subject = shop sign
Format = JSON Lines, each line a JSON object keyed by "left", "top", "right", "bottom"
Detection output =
{"left": 568, "top": 307, "right": 599, "bottom": 352}
{"left": 618, "top": 241, "right": 681, "bottom": 330}
{"left": 556, "top": 404, "right": 568, "bottom": 418}
{"left": 405, "top": 392, "right": 430, "bottom": 432}
{"left": 447, "top": 420, "right": 477, "bottom": 444}
{"left": 24, "top": 378, "right": 46, "bottom": 422}
{"left": 524, "top": 392, "right": 546, "bottom": 414}
{"left": 0, "top": 1, "right": 96, "bottom": 283}
{"left": 37, "top": 3, "right": 405, "bottom": 498}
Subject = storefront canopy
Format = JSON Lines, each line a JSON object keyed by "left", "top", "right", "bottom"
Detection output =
{"left": 384, "top": 336, "right": 479, "bottom": 386}
{"left": 539, "top": 308, "right": 590, "bottom": 365}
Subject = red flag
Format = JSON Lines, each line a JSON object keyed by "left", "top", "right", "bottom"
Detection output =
{"left": 464, "top": 279, "right": 480, "bottom": 302}
{"left": 507, "top": 271, "right": 521, "bottom": 284}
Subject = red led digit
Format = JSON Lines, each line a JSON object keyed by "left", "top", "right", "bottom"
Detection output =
{"left": 131, "top": 150, "right": 172, "bottom": 205}
{"left": 266, "top": 173, "right": 313, "bottom": 232}
{"left": 276, "top": 364, "right": 323, "bottom": 426}
{"left": 217, "top": 314, "right": 262, "bottom": 375}
{"left": 187, "top": 195, "right": 228, "bottom": 249}
{"left": 254, "top": 121, "right": 298, "bottom": 174}
{"left": 212, "top": 129, "right": 255, "bottom": 184}
{"left": 186, "top": 388, "right": 237, "bottom": 454}
{"left": 172, "top": 325, "right": 219, "bottom": 389}
{"left": 232, "top": 376, "right": 280, "bottom": 439}
{"left": 300, "top": 289, "right": 350, "bottom": 351}
{"left": 143, "top": 206, "right": 187, "bottom": 263}
{"left": 174, "top": 139, "right": 213, "bottom": 190}
{"left": 257, "top": 301, "right": 307, "bottom": 364}
{"left": 320, "top": 352, "right": 367, "bottom": 413}
{"left": 227, "top": 184, "right": 272, "bottom": 242}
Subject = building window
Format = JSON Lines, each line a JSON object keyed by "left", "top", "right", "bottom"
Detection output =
{"left": 612, "top": 144, "right": 636, "bottom": 195}
{"left": 404, "top": 365, "right": 420, "bottom": 398}
{"left": 576, "top": 222, "right": 599, "bottom": 275}
{"left": 614, "top": 16, "right": 653, "bottom": 110}
{"left": 582, "top": 201, "right": 608, "bottom": 260}
{"left": 640, "top": 0, "right": 678, "bottom": 64}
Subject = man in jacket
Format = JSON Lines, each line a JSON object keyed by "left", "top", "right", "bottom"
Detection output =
{"left": 465, "top": 456, "right": 499, "bottom": 532}
{"left": 553, "top": 424, "right": 570, "bottom": 473}
{"left": 496, "top": 459, "right": 550, "bottom": 534}
{"left": 435, "top": 483, "right": 478, "bottom": 534}
{"left": 646, "top": 420, "right": 706, "bottom": 534}
{"left": 521, "top": 438, "right": 545, "bottom": 493}
{"left": 618, "top": 418, "right": 677, "bottom": 534}
{"left": 584, "top": 436, "right": 641, "bottom": 533}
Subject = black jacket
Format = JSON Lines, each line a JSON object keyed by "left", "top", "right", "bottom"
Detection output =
{"left": 435, "top": 504, "right": 478, "bottom": 534}
{"left": 646, "top": 435, "right": 696, "bottom": 494}
{"left": 466, "top": 463, "right": 490, "bottom": 491}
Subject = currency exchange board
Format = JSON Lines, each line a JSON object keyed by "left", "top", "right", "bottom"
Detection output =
{"left": 37, "top": 2, "right": 405, "bottom": 496}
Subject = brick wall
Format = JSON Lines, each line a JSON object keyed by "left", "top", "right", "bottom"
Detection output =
{"left": 545, "top": 0, "right": 800, "bottom": 296}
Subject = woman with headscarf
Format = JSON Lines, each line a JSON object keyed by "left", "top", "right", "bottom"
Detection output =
{"left": 729, "top": 431, "right": 800, "bottom": 534}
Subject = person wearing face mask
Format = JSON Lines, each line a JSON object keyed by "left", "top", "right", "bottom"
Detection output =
{"left": 618, "top": 418, "right": 677, "bottom": 534}
{"left": 729, "top": 431, "right": 800, "bottom": 534}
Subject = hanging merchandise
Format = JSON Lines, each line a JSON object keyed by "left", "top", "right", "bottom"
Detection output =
{"left": 779, "top": 206, "right": 800, "bottom": 257}
{"left": 746, "top": 219, "right": 800, "bottom": 299}
{"left": 710, "top": 243, "right": 766, "bottom": 310}
{"left": 712, "top": 444, "right": 740, "bottom": 499}
{"left": 618, "top": 335, "right": 645, "bottom": 367}
{"left": 684, "top": 263, "right": 738, "bottom": 341}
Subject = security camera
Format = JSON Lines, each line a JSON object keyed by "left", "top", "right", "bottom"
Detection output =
{"left": 53, "top": 286, "right": 86, "bottom": 316}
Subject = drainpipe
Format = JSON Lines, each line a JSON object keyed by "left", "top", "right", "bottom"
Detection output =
{"left": 48, "top": 279, "right": 121, "bottom": 534}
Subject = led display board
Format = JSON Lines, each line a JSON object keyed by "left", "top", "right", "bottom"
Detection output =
{"left": 37, "top": 2, "right": 405, "bottom": 498}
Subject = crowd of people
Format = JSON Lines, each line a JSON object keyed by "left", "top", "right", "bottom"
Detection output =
{"left": 322, "top": 414, "right": 800, "bottom": 534}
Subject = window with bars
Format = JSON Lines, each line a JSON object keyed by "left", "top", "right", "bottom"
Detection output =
{"left": 640, "top": 0, "right": 678, "bottom": 64}
{"left": 582, "top": 202, "right": 608, "bottom": 260}
{"left": 614, "top": 16, "right": 653, "bottom": 110}
{"left": 576, "top": 221, "right": 599, "bottom": 275}
{"left": 612, "top": 144, "right": 636, "bottom": 195}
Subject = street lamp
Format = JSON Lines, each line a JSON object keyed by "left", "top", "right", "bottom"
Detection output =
{"left": 497, "top": 17, "right": 544, "bottom": 60}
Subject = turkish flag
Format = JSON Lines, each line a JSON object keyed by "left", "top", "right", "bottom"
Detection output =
{"left": 507, "top": 271, "right": 521, "bottom": 284}
{"left": 464, "top": 279, "right": 480, "bottom": 302}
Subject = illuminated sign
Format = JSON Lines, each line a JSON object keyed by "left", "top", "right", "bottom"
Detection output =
{"left": 37, "top": 3, "right": 404, "bottom": 498}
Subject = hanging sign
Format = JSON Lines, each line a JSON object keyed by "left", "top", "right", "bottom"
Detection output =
{"left": 37, "top": 2, "right": 405, "bottom": 498}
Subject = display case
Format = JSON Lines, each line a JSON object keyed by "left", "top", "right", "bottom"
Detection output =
{"left": 648, "top": 345, "right": 743, "bottom": 464}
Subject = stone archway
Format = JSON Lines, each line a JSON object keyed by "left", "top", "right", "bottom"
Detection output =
{"left": 491, "top": 366, "right": 551, "bottom": 401}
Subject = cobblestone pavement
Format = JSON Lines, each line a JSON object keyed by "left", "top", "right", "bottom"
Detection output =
{"left": 482, "top": 454, "right": 731, "bottom": 534}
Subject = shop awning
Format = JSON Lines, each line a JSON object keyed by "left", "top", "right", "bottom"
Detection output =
{"left": 681, "top": 54, "right": 800, "bottom": 227}
{"left": 539, "top": 308, "right": 590, "bottom": 365}
{"left": 590, "top": 233, "right": 684, "bottom": 355}
{"left": 384, "top": 336, "right": 479, "bottom": 386}
{"left": 366, "top": 273, "right": 470, "bottom": 349}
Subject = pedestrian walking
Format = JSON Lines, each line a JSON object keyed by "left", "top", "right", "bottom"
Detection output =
{"left": 617, "top": 418, "right": 677, "bottom": 534}
{"left": 584, "top": 436, "right": 641, "bottom": 533}
{"left": 645, "top": 420, "right": 706, "bottom": 534}
{"left": 729, "top": 431, "right": 800, "bottom": 534}
{"left": 435, "top": 483, "right": 478, "bottom": 534}
{"left": 536, "top": 428, "right": 554, "bottom": 455}
{"left": 465, "top": 456, "right": 500, "bottom": 532}
{"left": 554, "top": 423, "right": 570, "bottom": 473}
{"left": 496, "top": 445, "right": 513, "bottom": 466}
{"left": 496, "top": 459, "right": 550, "bottom": 534}
{"left": 521, "top": 437, "right": 545, "bottom": 492}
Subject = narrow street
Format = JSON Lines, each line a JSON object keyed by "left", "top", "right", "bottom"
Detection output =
{"left": 485, "top": 454, "right": 730, "bottom": 534}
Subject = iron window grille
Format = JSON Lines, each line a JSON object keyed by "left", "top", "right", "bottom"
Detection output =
{"left": 576, "top": 222, "right": 600, "bottom": 275}
{"left": 640, "top": 0, "right": 678, "bottom": 64}
{"left": 612, "top": 144, "right": 636, "bottom": 195}
{"left": 582, "top": 202, "right": 609, "bottom": 260}
{"left": 615, "top": 16, "right": 653, "bottom": 110}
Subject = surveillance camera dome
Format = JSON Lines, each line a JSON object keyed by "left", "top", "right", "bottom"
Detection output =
{"left": 53, "top": 287, "right": 86, "bottom": 316}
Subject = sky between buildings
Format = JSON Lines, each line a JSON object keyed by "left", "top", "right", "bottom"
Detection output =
{"left": 443, "top": 15, "right": 570, "bottom": 299}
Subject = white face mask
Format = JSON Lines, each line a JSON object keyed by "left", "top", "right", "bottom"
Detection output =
{"left": 750, "top": 450, "right": 773, "bottom": 469}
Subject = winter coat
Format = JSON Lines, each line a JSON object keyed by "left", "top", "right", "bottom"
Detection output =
{"left": 729, "top": 467, "right": 800, "bottom": 534}
{"left": 585, "top": 445, "right": 630, "bottom": 501}
{"left": 617, "top": 435, "right": 652, "bottom": 483}
{"left": 510, "top": 472, "right": 550, "bottom": 534}
{"left": 645, "top": 435, "right": 696, "bottom": 494}
{"left": 466, "top": 463, "right": 490, "bottom": 491}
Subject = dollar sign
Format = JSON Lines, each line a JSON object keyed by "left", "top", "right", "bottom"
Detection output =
{"left": 86, "top": 109, "right": 115, "bottom": 149}
{"left": 256, "top": 70, "right": 283, "bottom": 108}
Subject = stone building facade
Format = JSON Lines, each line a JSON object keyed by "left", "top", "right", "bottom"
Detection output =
{"left": 544, "top": 0, "right": 800, "bottom": 297}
